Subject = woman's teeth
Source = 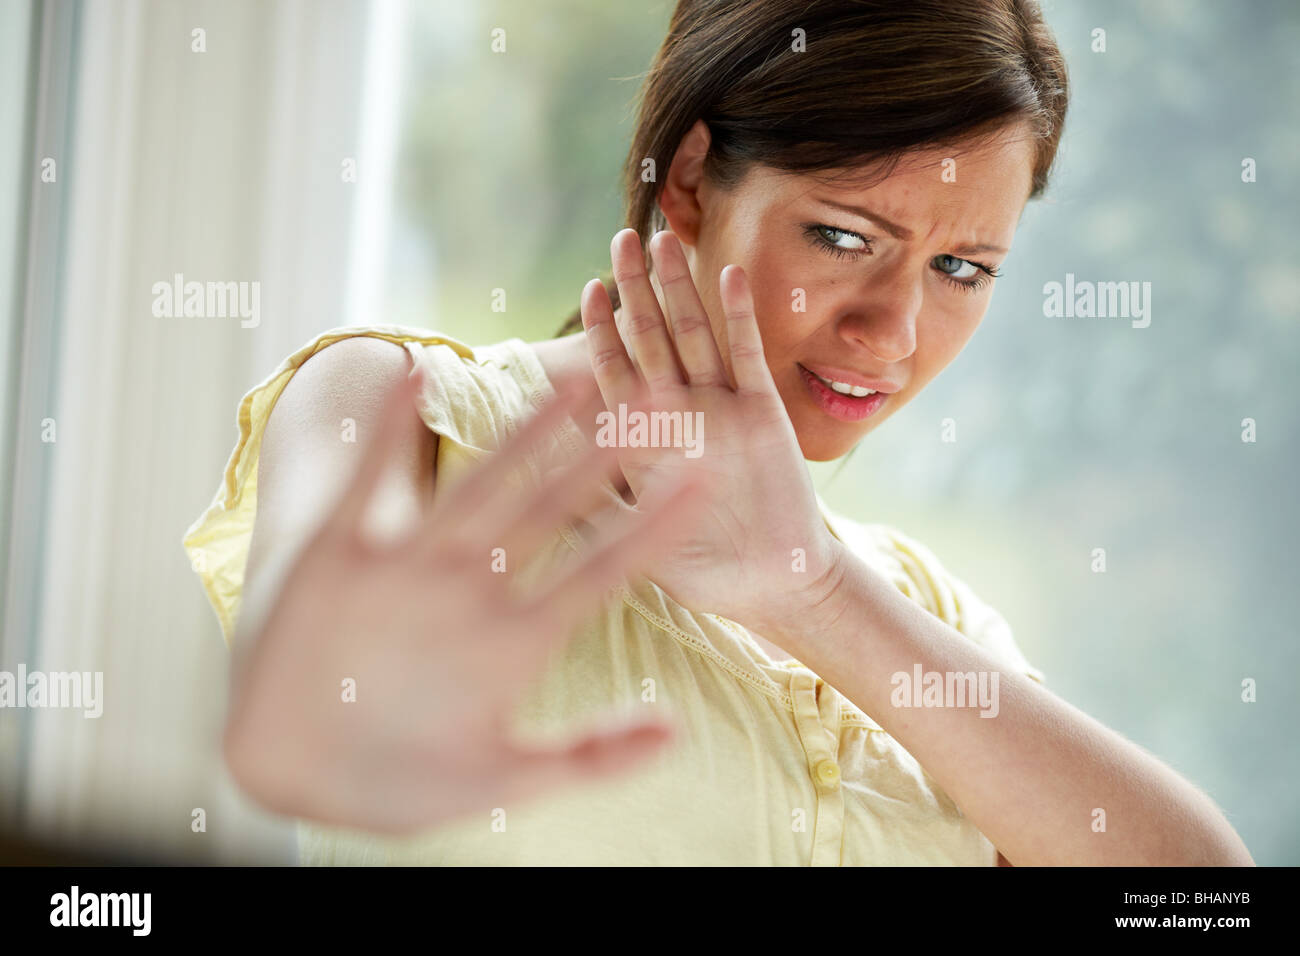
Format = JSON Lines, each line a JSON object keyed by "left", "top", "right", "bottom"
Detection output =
{"left": 813, "top": 372, "right": 876, "bottom": 397}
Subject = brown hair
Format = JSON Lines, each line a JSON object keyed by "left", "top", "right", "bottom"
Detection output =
{"left": 555, "top": 0, "right": 1068, "bottom": 337}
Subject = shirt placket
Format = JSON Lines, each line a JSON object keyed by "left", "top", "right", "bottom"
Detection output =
{"left": 789, "top": 669, "right": 845, "bottom": 866}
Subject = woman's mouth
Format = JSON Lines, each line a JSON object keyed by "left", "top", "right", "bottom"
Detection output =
{"left": 797, "top": 364, "right": 888, "bottom": 422}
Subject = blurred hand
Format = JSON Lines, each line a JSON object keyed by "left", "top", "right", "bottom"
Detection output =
{"left": 223, "top": 365, "right": 707, "bottom": 834}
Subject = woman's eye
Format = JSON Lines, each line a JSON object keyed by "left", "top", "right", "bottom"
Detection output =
{"left": 803, "top": 223, "right": 1000, "bottom": 291}
{"left": 804, "top": 224, "right": 871, "bottom": 259}
{"left": 933, "top": 254, "right": 980, "bottom": 280}
{"left": 934, "top": 254, "right": 1000, "bottom": 292}
{"left": 817, "top": 226, "right": 868, "bottom": 252}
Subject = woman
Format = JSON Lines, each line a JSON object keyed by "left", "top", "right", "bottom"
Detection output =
{"left": 184, "top": 0, "right": 1253, "bottom": 865}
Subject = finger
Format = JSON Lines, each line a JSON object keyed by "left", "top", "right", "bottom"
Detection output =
{"left": 581, "top": 275, "right": 649, "bottom": 414}
{"left": 610, "top": 228, "right": 683, "bottom": 392}
{"left": 332, "top": 362, "right": 425, "bottom": 542}
{"left": 647, "top": 230, "right": 728, "bottom": 387}
{"left": 415, "top": 376, "right": 598, "bottom": 551}
{"left": 500, "top": 713, "right": 677, "bottom": 804}
{"left": 519, "top": 473, "right": 708, "bottom": 636}
{"left": 481, "top": 437, "right": 626, "bottom": 563}
{"left": 719, "top": 264, "right": 776, "bottom": 394}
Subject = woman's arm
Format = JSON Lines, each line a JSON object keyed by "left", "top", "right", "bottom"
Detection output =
{"left": 579, "top": 229, "right": 1253, "bottom": 865}
{"left": 226, "top": 336, "right": 436, "bottom": 786}
{"left": 231, "top": 337, "right": 434, "bottom": 706}
{"left": 754, "top": 545, "right": 1256, "bottom": 867}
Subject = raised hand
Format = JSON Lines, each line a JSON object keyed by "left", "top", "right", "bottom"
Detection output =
{"left": 578, "top": 228, "right": 844, "bottom": 639}
{"left": 223, "top": 364, "right": 708, "bottom": 834}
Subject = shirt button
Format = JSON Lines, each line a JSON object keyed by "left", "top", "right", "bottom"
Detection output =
{"left": 814, "top": 759, "right": 841, "bottom": 789}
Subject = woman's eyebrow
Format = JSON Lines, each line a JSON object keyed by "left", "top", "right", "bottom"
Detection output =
{"left": 814, "top": 198, "right": 1008, "bottom": 257}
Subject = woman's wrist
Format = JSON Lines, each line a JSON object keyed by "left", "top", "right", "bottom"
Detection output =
{"left": 741, "top": 535, "right": 857, "bottom": 654}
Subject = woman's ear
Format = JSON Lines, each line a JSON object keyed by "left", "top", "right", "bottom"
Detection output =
{"left": 657, "top": 119, "right": 712, "bottom": 248}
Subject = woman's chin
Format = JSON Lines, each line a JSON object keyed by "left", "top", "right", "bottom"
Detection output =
{"left": 794, "top": 430, "right": 862, "bottom": 463}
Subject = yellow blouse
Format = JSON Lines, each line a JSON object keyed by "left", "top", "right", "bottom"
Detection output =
{"left": 183, "top": 324, "right": 1045, "bottom": 866}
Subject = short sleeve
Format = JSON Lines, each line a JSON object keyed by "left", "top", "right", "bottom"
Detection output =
{"left": 181, "top": 324, "right": 477, "bottom": 648}
{"left": 819, "top": 501, "right": 1045, "bottom": 684}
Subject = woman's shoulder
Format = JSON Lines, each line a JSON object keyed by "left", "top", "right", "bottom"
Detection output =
{"left": 181, "top": 324, "right": 532, "bottom": 646}
{"left": 270, "top": 324, "right": 475, "bottom": 386}
{"left": 279, "top": 334, "right": 415, "bottom": 415}
{"left": 279, "top": 324, "right": 543, "bottom": 441}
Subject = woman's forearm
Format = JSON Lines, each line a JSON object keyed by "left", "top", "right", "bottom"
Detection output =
{"left": 758, "top": 542, "right": 1255, "bottom": 866}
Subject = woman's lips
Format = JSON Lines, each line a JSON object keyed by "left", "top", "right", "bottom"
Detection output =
{"left": 797, "top": 364, "right": 888, "bottom": 422}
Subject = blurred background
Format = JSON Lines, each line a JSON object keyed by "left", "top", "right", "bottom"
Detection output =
{"left": 1, "top": 0, "right": 1296, "bottom": 864}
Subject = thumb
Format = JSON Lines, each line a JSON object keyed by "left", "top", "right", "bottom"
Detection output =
{"left": 500, "top": 712, "right": 678, "bottom": 803}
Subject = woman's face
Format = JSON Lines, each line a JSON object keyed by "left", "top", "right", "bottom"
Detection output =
{"left": 657, "top": 119, "right": 1036, "bottom": 461}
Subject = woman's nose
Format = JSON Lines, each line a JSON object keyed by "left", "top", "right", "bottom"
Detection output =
{"left": 835, "top": 272, "right": 921, "bottom": 363}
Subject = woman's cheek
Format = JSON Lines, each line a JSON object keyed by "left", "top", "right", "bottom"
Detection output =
{"left": 922, "top": 304, "right": 980, "bottom": 362}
